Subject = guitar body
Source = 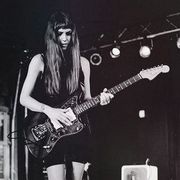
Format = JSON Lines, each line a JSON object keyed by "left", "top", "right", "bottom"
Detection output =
{"left": 24, "top": 91, "right": 84, "bottom": 159}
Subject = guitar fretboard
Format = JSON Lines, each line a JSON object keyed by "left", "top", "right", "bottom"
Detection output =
{"left": 74, "top": 74, "right": 142, "bottom": 115}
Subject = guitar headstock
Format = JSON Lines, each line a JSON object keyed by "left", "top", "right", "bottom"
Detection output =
{"left": 140, "top": 65, "right": 170, "bottom": 80}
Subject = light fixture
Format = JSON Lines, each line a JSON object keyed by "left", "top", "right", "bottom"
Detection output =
{"left": 176, "top": 37, "right": 180, "bottom": 49}
{"left": 110, "top": 46, "right": 121, "bottom": 58}
{"left": 139, "top": 39, "right": 153, "bottom": 58}
{"left": 139, "top": 45, "right": 151, "bottom": 58}
{"left": 89, "top": 53, "right": 102, "bottom": 66}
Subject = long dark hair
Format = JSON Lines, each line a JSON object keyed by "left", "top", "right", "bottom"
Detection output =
{"left": 44, "top": 11, "right": 81, "bottom": 95}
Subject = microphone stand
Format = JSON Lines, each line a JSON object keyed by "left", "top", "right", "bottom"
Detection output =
{"left": 10, "top": 61, "right": 22, "bottom": 180}
{"left": 10, "top": 58, "right": 29, "bottom": 180}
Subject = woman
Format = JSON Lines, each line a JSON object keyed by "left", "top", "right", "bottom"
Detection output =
{"left": 20, "top": 11, "right": 113, "bottom": 180}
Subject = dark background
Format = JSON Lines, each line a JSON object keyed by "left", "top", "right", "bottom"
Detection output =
{"left": 1, "top": 0, "right": 180, "bottom": 180}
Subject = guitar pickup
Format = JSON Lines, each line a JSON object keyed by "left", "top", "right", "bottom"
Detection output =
{"left": 31, "top": 124, "right": 47, "bottom": 141}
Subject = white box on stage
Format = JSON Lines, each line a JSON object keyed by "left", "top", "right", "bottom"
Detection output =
{"left": 121, "top": 164, "right": 158, "bottom": 180}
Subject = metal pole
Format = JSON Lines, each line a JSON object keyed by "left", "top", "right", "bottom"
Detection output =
{"left": 10, "top": 63, "right": 22, "bottom": 180}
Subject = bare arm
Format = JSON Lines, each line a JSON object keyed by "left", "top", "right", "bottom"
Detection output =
{"left": 81, "top": 56, "right": 92, "bottom": 100}
{"left": 81, "top": 56, "right": 113, "bottom": 105}
{"left": 20, "top": 54, "right": 73, "bottom": 128}
{"left": 20, "top": 54, "right": 45, "bottom": 112}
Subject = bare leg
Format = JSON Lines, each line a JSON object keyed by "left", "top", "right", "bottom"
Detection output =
{"left": 47, "top": 164, "right": 65, "bottom": 180}
{"left": 72, "top": 162, "right": 85, "bottom": 180}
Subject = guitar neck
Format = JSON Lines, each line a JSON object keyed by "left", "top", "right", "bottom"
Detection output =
{"left": 74, "top": 74, "right": 142, "bottom": 115}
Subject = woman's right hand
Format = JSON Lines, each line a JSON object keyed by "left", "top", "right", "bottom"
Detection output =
{"left": 43, "top": 105, "right": 74, "bottom": 129}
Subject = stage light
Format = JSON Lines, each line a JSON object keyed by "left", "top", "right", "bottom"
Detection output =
{"left": 139, "top": 39, "right": 153, "bottom": 58}
{"left": 110, "top": 46, "right": 120, "bottom": 58}
{"left": 177, "top": 37, "right": 180, "bottom": 49}
{"left": 89, "top": 53, "right": 102, "bottom": 66}
{"left": 139, "top": 46, "right": 151, "bottom": 58}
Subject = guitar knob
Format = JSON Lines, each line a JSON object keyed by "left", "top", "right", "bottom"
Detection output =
{"left": 51, "top": 137, "right": 55, "bottom": 142}
{"left": 62, "top": 129, "right": 65, "bottom": 133}
{"left": 43, "top": 145, "right": 51, "bottom": 149}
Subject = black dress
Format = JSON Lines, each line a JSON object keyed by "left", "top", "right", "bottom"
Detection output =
{"left": 30, "top": 56, "right": 92, "bottom": 167}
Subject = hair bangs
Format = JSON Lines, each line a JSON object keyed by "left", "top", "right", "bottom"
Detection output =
{"left": 54, "top": 23, "right": 74, "bottom": 32}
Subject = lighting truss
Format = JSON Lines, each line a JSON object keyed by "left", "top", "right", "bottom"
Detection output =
{"left": 81, "top": 12, "right": 180, "bottom": 54}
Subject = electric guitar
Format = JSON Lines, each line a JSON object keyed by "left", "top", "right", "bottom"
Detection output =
{"left": 24, "top": 65, "right": 170, "bottom": 159}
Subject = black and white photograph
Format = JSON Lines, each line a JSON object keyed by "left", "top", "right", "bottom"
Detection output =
{"left": 0, "top": 0, "right": 180, "bottom": 180}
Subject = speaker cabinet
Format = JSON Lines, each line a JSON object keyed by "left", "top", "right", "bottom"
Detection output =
{"left": 121, "top": 165, "right": 158, "bottom": 180}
